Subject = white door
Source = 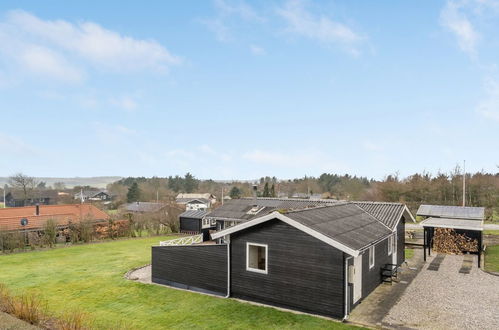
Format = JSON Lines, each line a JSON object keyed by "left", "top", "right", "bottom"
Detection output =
{"left": 392, "top": 233, "right": 397, "bottom": 266}
{"left": 353, "top": 255, "right": 362, "bottom": 303}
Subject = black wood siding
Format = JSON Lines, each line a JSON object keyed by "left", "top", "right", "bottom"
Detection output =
{"left": 179, "top": 217, "right": 202, "bottom": 232}
{"left": 230, "top": 219, "right": 345, "bottom": 318}
{"left": 397, "top": 216, "right": 405, "bottom": 266}
{"left": 151, "top": 245, "right": 227, "bottom": 295}
{"left": 361, "top": 237, "right": 391, "bottom": 299}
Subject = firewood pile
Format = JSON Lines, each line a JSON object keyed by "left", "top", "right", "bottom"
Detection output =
{"left": 432, "top": 228, "right": 478, "bottom": 254}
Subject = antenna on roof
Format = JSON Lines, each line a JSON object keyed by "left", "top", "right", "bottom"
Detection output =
{"left": 462, "top": 160, "right": 466, "bottom": 207}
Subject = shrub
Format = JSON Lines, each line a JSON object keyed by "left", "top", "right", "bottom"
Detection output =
{"left": 78, "top": 220, "right": 94, "bottom": 243}
{"left": 43, "top": 219, "right": 58, "bottom": 248}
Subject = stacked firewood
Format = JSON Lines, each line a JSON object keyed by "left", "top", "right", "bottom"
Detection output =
{"left": 432, "top": 228, "right": 478, "bottom": 254}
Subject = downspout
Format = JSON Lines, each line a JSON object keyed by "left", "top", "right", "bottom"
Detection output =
{"left": 343, "top": 255, "right": 353, "bottom": 321}
{"left": 225, "top": 235, "right": 231, "bottom": 298}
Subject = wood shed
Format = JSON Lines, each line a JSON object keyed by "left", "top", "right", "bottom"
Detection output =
{"left": 417, "top": 205, "right": 484, "bottom": 267}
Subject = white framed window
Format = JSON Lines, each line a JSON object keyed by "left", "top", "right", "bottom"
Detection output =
{"left": 388, "top": 235, "right": 393, "bottom": 256}
{"left": 369, "top": 245, "right": 375, "bottom": 269}
{"left": 246, "top": 242, "right": 268, "bottom": 274}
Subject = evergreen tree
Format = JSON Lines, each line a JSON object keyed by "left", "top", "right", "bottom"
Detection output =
{"left": 263, "top": 182, "right": 270, "bottom": 197}
{"left": 183, "top": 172, "right": 198, "bottom": 193}
{"left": 127, "top": 182, "right": 141, "bottom": 202}
{"left": 270, "top": 184, "right": 276, "bottom": 197}
{"left": 229, "top": 186, "right": 242, "bottom": 199}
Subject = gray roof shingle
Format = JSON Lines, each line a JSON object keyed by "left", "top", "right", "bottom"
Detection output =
{"left": 205, "top": 198, "right": 341, "bottom": 221}
{"left": 179, "top": 210, "right": 208, "bottom": 219}
{"left": 354, "top": 201, "right": 406, "bottom": 230}
{"left": 284, "top": 204, "right": 392, "bottom": 250}
{"left": 125, "top": 202, "right": 166, "bottom": 213}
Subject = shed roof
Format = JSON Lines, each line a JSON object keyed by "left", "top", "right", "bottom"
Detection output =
{"left": 212, "top": 204, "right": 393, "bottom": 256}
{"left": 416, "top": 205, "right": 485, "bottom": 220}
{"left": 420, "top": 217, "right": 483, "bottom": 231}
{"left": 179, "top": 210, "right": 208, "bottom": 219}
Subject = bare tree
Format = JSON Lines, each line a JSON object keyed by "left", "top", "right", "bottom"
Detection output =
{"left": 8, "top": 173, "right": 38, "bottom": 202}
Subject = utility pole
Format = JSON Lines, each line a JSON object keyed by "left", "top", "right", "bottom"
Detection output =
{"left": 462, "top": 160, "right": 466, "bottom": 207}
{"left": 3, "top": 184, "right": 6, "bottom": 208}
{"left": 156, "top": 190, "right": 159, "bottom": 203}
{"left": 221, "top": 187, "right": 224, "bottom": 205}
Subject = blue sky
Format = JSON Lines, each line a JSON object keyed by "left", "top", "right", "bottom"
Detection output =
{"left": 0, "top": 0, "right": 498, "bottom": 180}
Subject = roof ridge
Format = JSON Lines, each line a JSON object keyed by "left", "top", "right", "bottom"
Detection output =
{"left": 280, "top": 203, "right": 349, "bottom": 215}
{"left": 240, "top": 197, "right": 342, "bottom": 203}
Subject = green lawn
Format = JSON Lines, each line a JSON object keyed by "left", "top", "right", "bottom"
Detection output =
{"left": 483, "top": 230, "right": 499, "bottom": 235}
{"left": 0, "top": 236, "right": 360, "bottom": 329}
{"left": 405, "top": 249, "right": 414, "bottom": 260}
{"left": 485, "top": 245, "right": 499, "bottom": 273}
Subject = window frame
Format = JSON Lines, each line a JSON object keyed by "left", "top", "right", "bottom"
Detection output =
{"left": 388, "top": 235, "right": 393, "bottom": 256}
{"left": 246, "top": 242, "right": 268, "bottom": 274}
{"left": 369, "top": 245, "right": 375, "bottom": 269}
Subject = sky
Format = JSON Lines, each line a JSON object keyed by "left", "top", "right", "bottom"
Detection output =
{"left": 0, "top": 0, "right": 499, "bottom": 180}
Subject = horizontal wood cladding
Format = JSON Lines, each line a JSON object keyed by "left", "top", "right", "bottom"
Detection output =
{"left": 230, "top": 219, "right": 345, "bottom": 318}
{"left": 361, "top": 237, "right": 391, "bottom": 299}
{"left": 397, "top": 216, "right": 405, "bottom": 266}
{"left": 179, "top": 217, "right": 201, "bottom": 232}
{"left": 151, "top": 245, "right": 227, "bottom": 295}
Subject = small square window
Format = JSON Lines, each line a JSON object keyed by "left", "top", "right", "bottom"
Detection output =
{"left": 369, "top": 245, "right": 375, "bottom": 269}
{"left": 246, "top": 243, "right": 267, "bottom": 274}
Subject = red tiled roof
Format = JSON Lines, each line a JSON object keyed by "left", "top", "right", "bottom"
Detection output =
{"left": 0, "top": 204, "right": 109, "bottom": 231}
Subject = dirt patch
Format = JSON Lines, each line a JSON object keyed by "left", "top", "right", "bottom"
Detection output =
{"left": 0, "top": 311, "right": 39, "bottom": 330}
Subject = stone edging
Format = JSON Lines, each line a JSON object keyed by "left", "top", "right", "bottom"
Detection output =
{"left": 124, "top": 264, "right": 150, "bottom": 280}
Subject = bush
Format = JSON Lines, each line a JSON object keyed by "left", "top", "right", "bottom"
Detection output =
{"left": 43, "top": 219, "right": 58, "bottom": 248}
{"left": 78, "top": 220, "right": 94, "bottom": 243}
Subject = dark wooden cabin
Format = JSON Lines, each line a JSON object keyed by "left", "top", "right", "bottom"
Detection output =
{"left": 152, "top": 199, "right": 415, "bottom": 319}
{"left": 179, "top": 210, "right": 212, "bottom": 240}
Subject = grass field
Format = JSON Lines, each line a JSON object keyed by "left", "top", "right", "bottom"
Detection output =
{"left": 485, "top": 245, "right": 499, "bottom": 273}
{"left": 0, "top": 236, "right": 360, "bottom": 329}
{"left": 405, "top": 249, "right": 414, "bottom": 259}
{"left": 484, "top": 230, "right": 499, "bottom": 235}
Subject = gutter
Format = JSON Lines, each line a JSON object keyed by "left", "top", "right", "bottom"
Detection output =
{"left": 343, "top": 255, "right": 353, "bottom": 321}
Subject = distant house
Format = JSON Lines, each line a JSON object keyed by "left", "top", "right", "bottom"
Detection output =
{"left": 176, "top": 193, "right": 216, "bottom": 211}
{"left": 152, "top": 198, "right": 415, "bottom": 319}
{"left": 179, "top": 210, "right": 214, "bottom": 240}
{"left": 0, "top": 204, "right": 109, "bottom": 232}
{"left": 74, "top": 190, "right": 111, "bottom": 202}
{"left": 4, "top": 190, "right": 59, "bottom": 207}
{"left": 124, "top": 202, "right": 166, "bottom": 213}
{"left": 291, "top": 193, "right": 323, "bottom": 200}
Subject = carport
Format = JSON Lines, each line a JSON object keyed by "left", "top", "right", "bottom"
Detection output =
{"left": 417, "top": 205, "right": 484, "bottom": 268}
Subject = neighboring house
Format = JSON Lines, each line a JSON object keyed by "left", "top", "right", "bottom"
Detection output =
{"left": 179, "top": 210, "right": 213, "bottom": 240}
{"left": 125, "top": 202, "right": 166, "bottom": 213}
{"left": 176, "top": 193, "right": 216, "bottom": 211}
{"left": 0, "top": 204, "right": 109, "bottom": 232}
{"left": 4, "top": 190, "right": 59, "bottom": 207}
{"left": 74, "top": 190, "right": 111, "bottom": 202}
{"left": 291, "top": 193, "right": 323, "bottom": 200}
{"left": 151, "top": 198, "right": 414, "bottom": 319}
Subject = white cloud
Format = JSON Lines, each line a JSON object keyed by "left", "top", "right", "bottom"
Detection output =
{"left": 203, "top": 0, "right": 263, "bottom": 42}
{"left": 277, "top": 0, "right": 364, "bottom": 55}
{"left": 440, "top": 1, "right": 480, "bottom": 56}
{"left": 20, "top": 45, "right": 84, "bottom": 82}
{"left": 110, "top": 96, "right": 138, "bottom": 111}
{"left": 477, "top": 78, "right": 499, "bottom": 121}
{"left": 250, "top": 44, "right": 266, "bottom": 55}
{"left": 7, "top": 10, "right": 181, "bottom": 72}
{"left": 0, "top": 10, "right": 181, "bottom": 83}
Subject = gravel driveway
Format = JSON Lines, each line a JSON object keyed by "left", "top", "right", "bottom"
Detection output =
{"left": 383, "top": 253, "right": 499, "bottom": 329}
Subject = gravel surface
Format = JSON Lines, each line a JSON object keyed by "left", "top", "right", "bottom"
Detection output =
{"left": 0, "top": 311, "right": 39, "bottom": 330}
{"left": 126, "top": 264, "right": 152, "bottom": 283}
{"left": 383, "top": 254, "right": 499, "bottom": 329}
